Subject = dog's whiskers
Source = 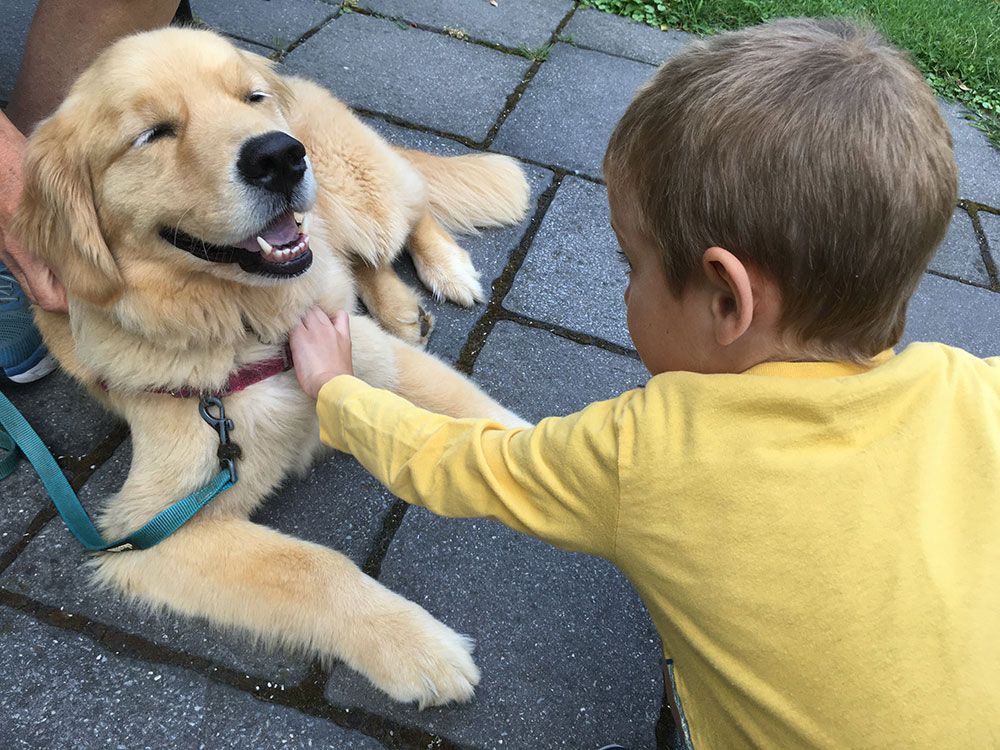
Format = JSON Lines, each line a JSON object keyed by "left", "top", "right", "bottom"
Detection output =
{"left": 170, "top": 205, "right": 196, "bottom": 244}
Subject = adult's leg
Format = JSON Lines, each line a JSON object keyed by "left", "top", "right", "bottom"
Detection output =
{"left": 7, "top": 0, "right": 182, "bottom": 132}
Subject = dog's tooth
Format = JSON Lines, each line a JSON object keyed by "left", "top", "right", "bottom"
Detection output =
{"left": 293, "top": 212, "right": 304, "bottom": 225}
{"left": 256, "top": 236, "right": 273, "bottom": 255}
{"left": 301, "top": 214, "right": 310, "bottom": 234}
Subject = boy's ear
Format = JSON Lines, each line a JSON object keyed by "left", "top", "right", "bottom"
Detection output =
{"left": 701, "top": 246, "right": 755, "bottom": 346}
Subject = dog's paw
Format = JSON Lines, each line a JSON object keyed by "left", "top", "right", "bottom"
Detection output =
{"left": 413, "top": 251, "right": 485, "bottom": 308}
{"left": 384, "top": 304, "right": 434, "bottom": 347}
{"left": 365, "top": 606, "right": 480, "bottom": 709}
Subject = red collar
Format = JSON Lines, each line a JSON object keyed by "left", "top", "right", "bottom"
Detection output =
{"left": 99, "top": 344, "right": 293, "bottom": 398}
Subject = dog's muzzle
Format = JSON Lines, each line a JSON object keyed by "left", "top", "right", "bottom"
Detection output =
{"left": 159, "top": 131, "right": 316, "bottom": 279}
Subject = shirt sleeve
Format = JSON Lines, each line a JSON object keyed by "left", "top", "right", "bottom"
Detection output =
{"left": 316, "top": 375, "right": 631, "bottom": 560}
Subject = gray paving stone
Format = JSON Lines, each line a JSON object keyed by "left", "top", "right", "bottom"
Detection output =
{"left": 283, "top": 12, "right": 531, "bottom": 141}
{"left": 492, "top": 43, "right": 655, "bottom": 177}
{"left": 928, "top": 208, "right": 992, "bottom": 287}
{"left": 977, "top": 210, "right": 1000, "bottom": 275}
{"left": 0, "top": 610, "right": 381, "bottom": 749}
{"left": 940, "top": 99, "right": 1000, "bottom": 207}
{"left": 201, "top": 678, "right": 383, "bottom": 749}
{"left": 361, "top": 0, "right": 572, "bottom": 50}
{"left": 2, "top": 371, "right": 123, "bottom": 462}
{"left": 562, "top": 6, "right": 694, "bottom": 65}
{"left": 325, "top": 323, "right": 658, "bottom": 749}
{"left": 901, "top": 273, "right": 1000, "bottom": 357}
{"left": 252, "top": 449, "right": 398, "bottom": 564}
{"left": 505, "top": 177, "right": 632, "bottom": 349}
{"left": 0, "top": 461, "right": 50, "bottom": 555}
{"left": 194, "top": 0, "right": 335, "bottom": 50}
{"left": 473, "top": 320, "right": 648, "bottom": 420}
{"left": 363, "top": 118, "right": 555, "bottom": 364}
{"left": 0, "top": 0, "right": 33, "bottom": 101}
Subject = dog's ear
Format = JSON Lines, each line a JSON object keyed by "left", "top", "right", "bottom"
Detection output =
{"left": 12, "top": 113, "right": 123, "bottom": 307}
{"left": 239, "top": 50, "right": 295, "bottom": 117}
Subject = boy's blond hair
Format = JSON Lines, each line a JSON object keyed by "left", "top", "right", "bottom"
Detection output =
{"left": 604, "top": 18, "right": 958, "bottom": 360}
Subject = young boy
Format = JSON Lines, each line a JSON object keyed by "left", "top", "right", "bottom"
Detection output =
{"left": 290, "top": 18, "right": 999, "bottom": 749}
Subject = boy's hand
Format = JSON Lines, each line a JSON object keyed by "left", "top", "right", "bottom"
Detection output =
{"left": 289, "top": 307, "right": 354, "bottom": 400}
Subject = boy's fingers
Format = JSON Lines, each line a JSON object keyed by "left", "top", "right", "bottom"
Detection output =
{"left": 300, "top": 306, "right": 327, "bottom": 331}
{"left": 332, "top": 310, "right": 350, "bottom": 337}
{"left": 308, "top": 306, "right": 327, "bottom": 328}
{"left": 294, "top": 306, "right": 349, "bottom": 338}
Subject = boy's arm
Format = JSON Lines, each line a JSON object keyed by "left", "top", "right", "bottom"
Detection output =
{"left": 317, "top": 375, "right": 626, "bottom": 560}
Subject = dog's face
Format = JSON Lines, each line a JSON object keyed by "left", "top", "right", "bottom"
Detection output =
{"left": 14, "top": 28, "right": 318, "bottom": 307}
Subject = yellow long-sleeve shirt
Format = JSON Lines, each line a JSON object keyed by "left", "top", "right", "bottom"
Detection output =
{"left": 317, "top": 342, "right": 1000, "bottom": 749}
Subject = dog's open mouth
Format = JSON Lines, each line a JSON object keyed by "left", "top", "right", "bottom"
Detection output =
{"left": 159, "top": 210, "right": 313, "bottom": 278}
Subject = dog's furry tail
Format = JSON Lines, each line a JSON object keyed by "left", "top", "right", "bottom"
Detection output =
{"left": 397, "top": 148, "right": 530, "bottom": 234}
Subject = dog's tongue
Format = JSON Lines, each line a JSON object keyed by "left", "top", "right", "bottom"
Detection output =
{"left": 234, "top": 211, "right": 299, "bottom": 251}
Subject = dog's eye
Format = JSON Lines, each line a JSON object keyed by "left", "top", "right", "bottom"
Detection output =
{"left": 246, "top": 91, "right": 271, "bottom": 104}
{"left": 132, "top": 123, "right": 176, "bottom": 148}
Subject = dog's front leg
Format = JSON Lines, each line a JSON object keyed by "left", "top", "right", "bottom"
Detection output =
{"left": 348, "top": 315, "right": 528, "bottom": 427}
{"left": 90, "top": 516, "right": 479, "bottom": 707}
{"left": 351, "top": 259, "right": 434, "bottom": 347}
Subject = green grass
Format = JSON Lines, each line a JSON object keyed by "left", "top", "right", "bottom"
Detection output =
{"left": 583, "top": 0, "right": 1000, "bottom": 148}
{"left": 517, "top": 42, "right": 554, "bottom": 61}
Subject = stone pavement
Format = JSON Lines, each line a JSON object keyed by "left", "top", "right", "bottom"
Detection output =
{"left": 1, "top": 2, "right": 998, "bottom": 749}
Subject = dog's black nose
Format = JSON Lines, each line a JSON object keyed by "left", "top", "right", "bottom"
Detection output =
{"left": 237, "top": 131, "right": 307, "bottom": 198}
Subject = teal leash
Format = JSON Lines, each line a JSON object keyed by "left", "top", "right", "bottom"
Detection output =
{"left": 0, "top": 391, "right": 238, "bottom": 552}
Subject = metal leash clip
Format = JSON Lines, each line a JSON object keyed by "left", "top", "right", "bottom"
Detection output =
{"left": 198, "top": 395, "right": 240, "bottom": 484}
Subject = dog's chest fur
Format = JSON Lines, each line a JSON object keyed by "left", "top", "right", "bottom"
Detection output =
{"left": 101, "top": 370, "right": 324, "bottom": 535}
{"left": 75, "top": 262, "right": 349, "bottom": 528}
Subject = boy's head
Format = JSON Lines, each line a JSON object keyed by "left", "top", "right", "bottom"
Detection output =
{"left": 604, "top": 17, "right": 958, "bottom": 364}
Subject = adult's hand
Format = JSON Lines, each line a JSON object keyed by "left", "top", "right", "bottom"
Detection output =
{"left": 0, "top": 235, "right": 67, "bottom": 313}
{"left": 0, "top": 111, "right": 67, "bottom": 312}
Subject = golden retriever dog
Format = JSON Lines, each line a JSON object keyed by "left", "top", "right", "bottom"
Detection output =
{"left": 13, "top": 27, "right": 530, "bottom": 707}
